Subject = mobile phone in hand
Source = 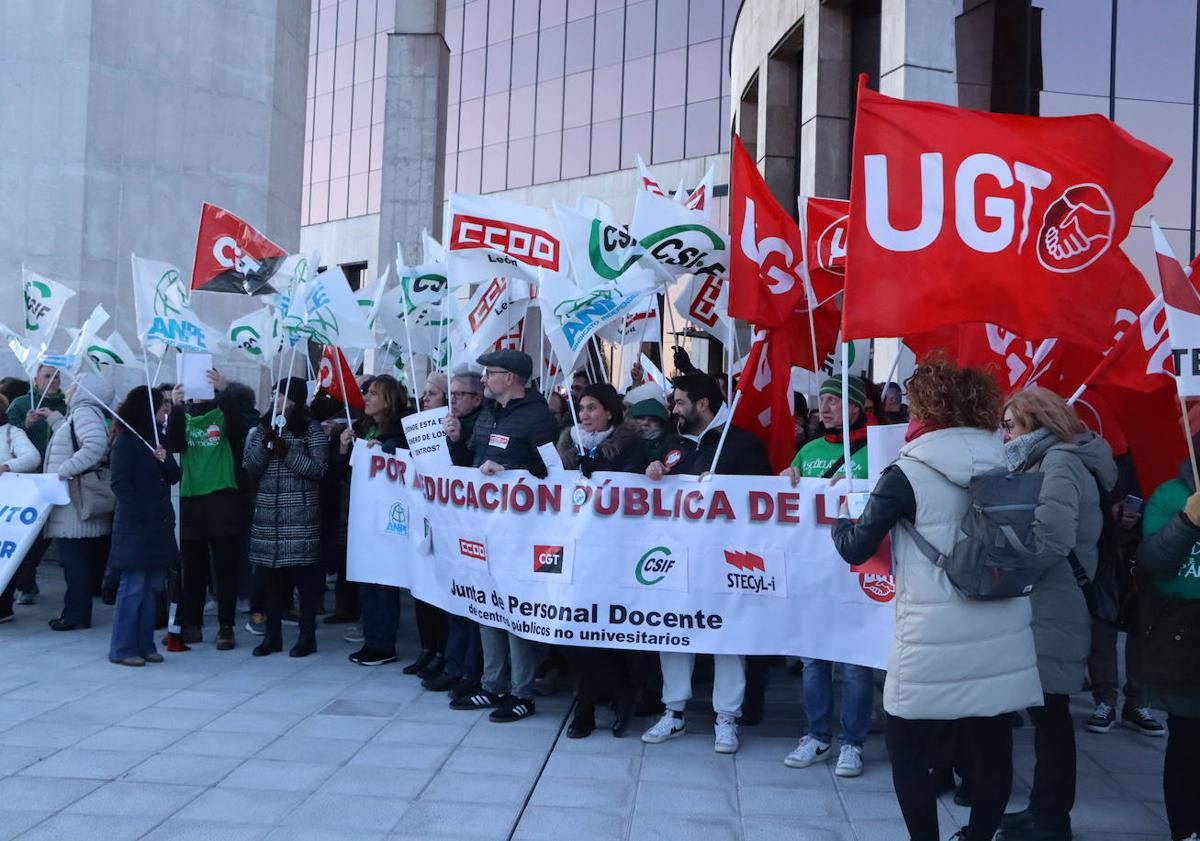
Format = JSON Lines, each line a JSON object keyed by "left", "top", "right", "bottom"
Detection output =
{"left": 1122, "top": 494, "right": 1143, "bottom": 515}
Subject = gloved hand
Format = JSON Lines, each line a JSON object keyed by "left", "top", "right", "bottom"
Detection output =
{"left": 672, "top": 345, "right": 696, "bottom": 375}
{"left": 271, "top": 435, "right": 290, "bottom": 459}
{"left": 1184, "top": 491, "right": 1200, "bottom": 527}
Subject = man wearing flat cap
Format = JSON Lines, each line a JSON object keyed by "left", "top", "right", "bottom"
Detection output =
{"left": 443, "top": 349, "right": 559, "bottom": 723}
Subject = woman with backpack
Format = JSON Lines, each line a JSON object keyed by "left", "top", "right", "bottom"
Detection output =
{"left": 107, "top": 387, "right": 179, "bottom": 666}
{"left": 996, "top": 388, "right": 1117, "bottom": 841}
{"left": 244, "top": 377, "right": 329, "bottom": 657}
{"left": 1139, "top": 452, "right": 1200, "bottom": 841}
{"left": 831, "top": 360, "right": 1042, "bottom": 841}
{"left": 43, "top": 373, "right": 115, "bottom": 631}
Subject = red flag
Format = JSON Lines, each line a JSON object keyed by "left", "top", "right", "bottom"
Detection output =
{"left": 318, "top": 346, "right": 364, "bottom": 410}
{"left": 1077, "top": 295, "right": 1183, "bottom": 492}
{"left": 732, "top": 328, "right": 800, "bottom": 472}
{"left": 803, "top": 196, "right": 849, "bottom": 304}
{"left": 729, "top": 136, "right": 810, "bottom": 328}
{"left": 192, "top": 203, "right": 288, "bottom": 295}
{"left": 843, "top": 79, "right": 1170, "bottom": 350}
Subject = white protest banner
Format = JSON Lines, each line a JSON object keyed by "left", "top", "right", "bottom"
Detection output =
{"left": 449, "top": 277, "right": 531, "bottom": 362}
{"left": 228, "top": 306, "right": 281, "bottom": 365}
{"left": 400, "top": 406, "right": 451, "bottom": 467}
{"left": 131, "top": 254, "right": 222, "bottom": 354}
{"left": 0, "top": 473, "right": 69, "bottom": 594}
{"left": 22, "top": 268, "right": 75, "bottom": 343}
{"left": 346, "top": 445, "right": 894, "bottom": 667}
{"left": 867, "top": 424, "right": 908, "bottom": 489}
{"left": 447, "top": 193, "right": 564, "bottom": 288}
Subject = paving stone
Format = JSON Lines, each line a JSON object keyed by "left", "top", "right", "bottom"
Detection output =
{"left": 738, "top": 784, "right": 844, "bottom": 818}
{"left": 392, "top": 800, "right": 519, "bottom": 840}
{"left": 442, "top": 746, "right": 545, "bottom": 776}
{"left": 0, "top": 810, "right": 52, "bottom": 841}
{"left": 318, "top": 765, "right": 436, "bottom": 799}
{"left": 202, "top": 711, "right": 306, "bottom": 737}
{"left": 350, "top": 742, "right": 454, "bottom": 770}
{"left": 254, "top": 734, "right": 365, "bottom": 764}
{"left": 138, "top": 818, "right": 270, "bottom": 841}
{"left": 74, "top": 725, "right": 186, "bottom": 753}
{"left": 120, "top": 753, "right": 243, "bottom": 786}
{"left": 219, "top": 759, "right": 339, "bottom": 792}
{"left": 743, "top": 817, "right": 857, "bottom": 841}
{"left": 629, "top": 813, "right": 742, "bottom": 841}
{"left": 19, "top": 748, "right": 146, "bottom": 781}
{"left": 636, "top": 782, "right": 738, "bottom": 816}
{"left": 282, "top": 792, "right": 412, "bottom": 832}
{"left": 63, "top": 780, "right": 204, "bottom": 817}
{"left": 511, "top": 806, "right": 626, "bottom": 841}
{"left": 528, "top": 776, "right": 637, "bottom": 810}
{"left": 418, "top": 771, "right": 534, "bottom": 805}
{"left": 9, "top": 812, "right": 161, "bottom": 841}
{"left": 164, "top": 730, "right": 279, "bottom": 758}
{"left": 542, "top": 751, "right": 640, "bottom": 781}
{"left": 174, "top": 787, "right": 307, "bottom": 825}
{"left": 0, "top": 777, "right": 103, "bottom": 812}
{"left": 374, "top": 719, "right": 473, "bottom": 747}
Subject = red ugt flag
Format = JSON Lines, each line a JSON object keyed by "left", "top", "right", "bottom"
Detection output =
{"left": 318, "top": 346, "right": 364, "bottom": 410}
{"left": 843, "top": 80, "right": 1170, "bottom": 351}
{"left": 803, "top": 196, "right": 849, "bottom": 305}
{"left": 192, "top": 203, "right": 288, "bottom": 295}
{"left": 729, "top": 136, "right": 811, "bottom": 328}
{"left": 732, "top": 328, "right": 800, "bottom": 473}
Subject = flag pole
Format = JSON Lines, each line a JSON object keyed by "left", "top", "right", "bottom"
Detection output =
{"left": 796, "top": 200, "right": 822, "bottom": 375}
{"left": 709, "top": 390, "right": 744, "bottom": 473}
{"left": 563, "top": 367, "right": 584, "bottom": 455}
{"left": 141, "top": 345, "right": 160, "bottom": 447}
{"left": 841, "top": 340, "right": 854, "bottom": 492}
{"left": 63, "top": 370, "right": 157, "bottom": 455}
{"left": 1180, "top": 391, "right": 1200, "bottom": 490}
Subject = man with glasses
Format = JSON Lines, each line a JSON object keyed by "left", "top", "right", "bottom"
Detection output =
{"left": 428, "top": 371, "right": 488, "bottom": 699}
{"left": 444, "top": 350, "right": 559, "bottom": 722}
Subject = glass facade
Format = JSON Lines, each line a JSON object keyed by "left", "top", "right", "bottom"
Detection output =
{"left": 444, "top": 0, "right": 738, "bottom": 195}
{"left": 955, "top": 0, "right": 1200, "bottom": 261}
{"left": 302, "top": 0, "right": 395, "bottom": 227}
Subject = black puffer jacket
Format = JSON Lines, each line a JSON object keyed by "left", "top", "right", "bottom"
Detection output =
{"left": 556, "top": 421, "right": 649, "bottom": 476}
{"left": 470, "top": 392, "right": 559, "bottom": 475}
{"left": 661, "top": 422, "right": 771, "bottom": 477}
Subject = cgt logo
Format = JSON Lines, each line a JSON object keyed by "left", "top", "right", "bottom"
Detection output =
{"left": 451, "top": 214, "right": 561, "bottom": 271}
{"left": 459, "top": 538, "right": 487, "bottom": 562}
{"left": 213, "top": 235, "right": 264, "bottom": 276}
{"left": 533, "top": 545, "right": 564, "bottom": 574}
{"left": 723, "top": 550, "right": 786, "bottom": 597}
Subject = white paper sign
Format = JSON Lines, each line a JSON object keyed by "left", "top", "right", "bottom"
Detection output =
{"left": 176, "top": 353, "right": 214, "bottom": 401}
{"left": 537, "top": 442, "right": 565, "bottom": 472}
{"left": 401, "top": 406, "right": 451, "bottom": 466}
{"left": 867, "top": 423, "right": 908, "bottom": 489}
{"left": 0, "top": 474, "right": 69, "bottom": 594}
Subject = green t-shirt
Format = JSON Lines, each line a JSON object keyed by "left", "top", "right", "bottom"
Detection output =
{"left": 1144, "top": 477, "right": 1200, "bottom": 599}
{"left": 181, "top": 408, "right": 238, "bottom": 498}
{"left": 791, "top": 435, "right": 869, "bottom": 480}
{"left": 7, "top": 389, "right": 68, "bottom": 457}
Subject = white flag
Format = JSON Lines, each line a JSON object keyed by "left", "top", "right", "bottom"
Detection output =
{"left": 667, "top": 271, "right": 733, "bottom": 340}
{"left": 43, "top": 304, "right": 109, "bottom": 373}
{"left": 131, "top": 254, "right": 222, "bottom": 354}
{"left": 355, "top": 265, "right": 391, "bottom": 334}
{"left": 446, "top": 193, "right": 565, "bottom": 288}
{"left": 300, "top": 267, "right": 377, "bottom": 350}
{"left": 553, "top": 203, "right": 661, "bottom": 296}
{"left": 449, "top": 276, "right": 531, "bottom": 363}
{"left": 536, "top": 270, "right": 643, "bottom": 372}
{"left": 630, "top": 189, "right": 729, "bottom": 284}
{"left": 684, "top": 163, "right": 716, "bottom": 219}
{"left": 228, "top": 306, "right": 281, "bottom": 365}
{"left": 22, "top": 268, "right": 76, "bottom": 343}
{"left": 635, "top": 154, "right": 666, "bottom": 197}
{"left": 599, "top": 293, "right": 661, "bottom": 350}
{"left": 86, "top": 330, "right": 143, "bottom": 371}
{"left": 1153, "top": 220, "right": 1200, "bottom": 397}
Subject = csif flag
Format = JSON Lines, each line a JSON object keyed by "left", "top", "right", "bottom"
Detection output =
{"left": 318, "top": 346, "right": 364, "bottom": 410}
{"left": 728, "top": 135, "right": 810, "bottom": 328}
{"left": 192, "top": 203, "right": 288, "bottom": 295}
{"left": 85, "top": 330, "right": 143, "bottom": 371}
{"left": 843, "top": 79, "right": 1170, "bottom": 351}
{"left": 22, "top": 268, "right": 75, "bottom": 343}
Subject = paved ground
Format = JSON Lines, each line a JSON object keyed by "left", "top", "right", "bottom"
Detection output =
{"left": 0, "top": 569, "right": 1171, "bottom": 841}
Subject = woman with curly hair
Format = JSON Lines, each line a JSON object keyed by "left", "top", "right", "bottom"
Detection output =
{"left": 830, "top": 360, "right": 1042, "bottom": 841}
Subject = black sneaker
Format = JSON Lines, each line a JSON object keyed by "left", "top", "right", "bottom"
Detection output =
{"left": 0, "top": 609, "right": 13, "bottom": 624}
{"left": 422, "top": 671, "right": 461, "bottom": 692}
{"left": 489, "top": 696, "right": 535, "bottom": 722}
{"left": 1122, "top": 705, "right": 1165, "bottom": 737}
{"left": 449, "top": 678, "right": 481, "bottom": 700}
{"left": 449, "top": 690, "right": 502, "bottom": 710}
{"left": 348, "top": 646, "right": 371, "bottom": 664}
{"left": 357, "top": 647, "right": 398, "bottom": 666}
{"left": 1085, "top": 701, "right": 1116, "bottom": 733}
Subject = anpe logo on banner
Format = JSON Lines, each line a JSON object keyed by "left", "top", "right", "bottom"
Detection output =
{"left": 1037, "top": 184, "right": 1115, "bottom": 273}
{"left": 385, "top": 502, "right": 409, "bottom": 537}
{"left": 816, "top": 214, "right": 849, "bottom": 276}
{"left": 451, "top": 214, "right": 561, "bottom": 272}
{"left": 459, "top": 538, "right": 487, "bottom": 562}
{"left": 533, "top": 545, "right": 564, "bottom": 574}
{"left": 630, "top": 546, "right": 689, "bottom": 592}
{"left": 722, "top": 549, "right": 787, "bottom": 598}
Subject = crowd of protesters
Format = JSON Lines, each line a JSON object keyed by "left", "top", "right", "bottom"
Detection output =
{"left": 0, "top": 346, "right": 1196, "bottom": 841}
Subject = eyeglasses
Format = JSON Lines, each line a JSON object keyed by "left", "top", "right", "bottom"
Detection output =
{"left": 450, "top": 391, "right": 479, "bottom": 399}
{"left": 1000, "top": 418, "right": 1016, "bottom": 432}
{"left": 481, "top": 369, "right": 505, "bottom": 378}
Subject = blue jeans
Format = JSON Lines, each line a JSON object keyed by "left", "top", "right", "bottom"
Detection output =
{"left": 58, "top": 537, "right": 105, "bottom": 626}
{"left": 109, "top": 568, "right": 163, "bottom": 661}
{"left": 360, "top": 584, "right": 400, "bottom": 652}
{"left": 802, "top": 658, "right": 875, "bottom": 747}
{"left": 443, "top": 615, "right": 483, "bottom": 682}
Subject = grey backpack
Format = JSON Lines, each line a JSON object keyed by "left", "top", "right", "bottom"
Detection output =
{"left": 901, "top": 469, "right": 1048, "bottom": 600}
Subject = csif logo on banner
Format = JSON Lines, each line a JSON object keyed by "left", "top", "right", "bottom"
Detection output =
{"left": 863, "top": 153, "right": 1115, "bottom": 273}
{"left": 587, "top": 221, "right": 643, "bottom": 280}
{"left": 630, "top": 545, "right": 689, "bottom": 592}
{"left": 722, "top": 549, "right": 787, "bottom": 598}
{"left": 231, "top": 325, "right": 262, "bottom": 356}
{"left": 640, "top": 224, "right": 726, "bottom": 279}
{"left": 23, "top": 280, "right": 52, "bottom": 332}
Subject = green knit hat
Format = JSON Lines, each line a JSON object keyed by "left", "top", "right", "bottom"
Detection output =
{"left": 819, "top": 376, "right": 867, "bottom": 409}
{"left": 629, "top": 398, "right": 670, "bottom": 423}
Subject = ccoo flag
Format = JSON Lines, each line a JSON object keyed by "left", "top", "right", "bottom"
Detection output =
{"left": 192, "top": 203, "right": 288, "bottom": 295}
{"left": 843, "top": 78, "right": 1170, "bottom": 351}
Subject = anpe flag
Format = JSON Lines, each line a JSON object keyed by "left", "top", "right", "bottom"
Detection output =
{"left": 318, "top": 346, "right": 364, "bottom": 410}
{"left": 843, "top": 79, "right": 1170, "bottom": 351}
{"left": 192, "top": 203, "right": 288, "bottom": 295}
{"left": 728, "top": 135, "right": 810, "bottom": 328}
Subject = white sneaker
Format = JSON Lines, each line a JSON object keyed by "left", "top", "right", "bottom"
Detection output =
{"left": 342, "top": 624, "right": 364, "bottom": 643}
{"left": 835, "top": 743, "right": 864, "bottom": 777}
{"left": 783, "top": 735, "right": 832, "bottom": 768}
{"left": 641, "top": 712, "right": 686, "bottom": 744}
{"left": 203, "top": 598, "right": 216, "bottom": 616}
{"left": 714, "top": 715, "right": 739, "bottom": 754}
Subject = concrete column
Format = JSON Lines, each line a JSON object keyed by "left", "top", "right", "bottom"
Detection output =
{"left": 756, "top": 51, "right": 801, "bottom": 208}
{"left": 879, "top": 0, "right": 957, "bottom": 104}
{"left": 376, "top": 0, "right": 448, "bottom": 276}
{"left": 798, "top": 0, "right": 853, "bottom": 201}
